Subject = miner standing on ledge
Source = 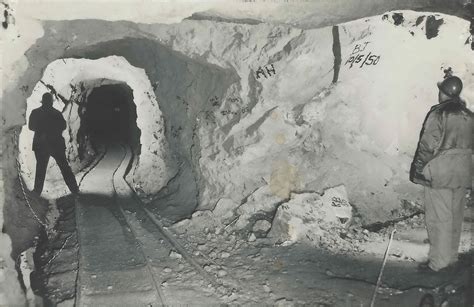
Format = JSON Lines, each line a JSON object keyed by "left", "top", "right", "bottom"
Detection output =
{"left": 410, "top": 76, "right": 473, "bottom": 272}
{"left": 29, "top": 93, "right": 79, "bottom": 196}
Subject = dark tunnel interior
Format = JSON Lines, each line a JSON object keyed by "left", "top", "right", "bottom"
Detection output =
{"left": 78, "top": 83, "right": 141, "bottom": 156}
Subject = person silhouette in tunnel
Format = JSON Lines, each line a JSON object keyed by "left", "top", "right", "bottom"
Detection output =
{"left": 29, "top": 93, "right": 79, "bottom": 196}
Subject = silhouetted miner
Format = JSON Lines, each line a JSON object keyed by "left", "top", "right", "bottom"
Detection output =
{"left": 410, "top": 76, "right": 473, "bottom": 273}
{"left": 29, "top": 93, "right": 79, "bottom": 195}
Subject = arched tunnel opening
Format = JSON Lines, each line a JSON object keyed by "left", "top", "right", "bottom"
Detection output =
{"left": 10, "top": 52, "right": 240, "bottom": 304}
{"left": 78, "top": 83, "right": 141, "bottom": 156}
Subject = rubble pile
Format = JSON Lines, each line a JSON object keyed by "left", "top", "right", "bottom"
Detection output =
{"left": 173, "top": 185, "right": 376, "bottom": 254}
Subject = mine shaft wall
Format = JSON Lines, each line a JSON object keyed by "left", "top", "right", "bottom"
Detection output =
{"left": 8, "top": 30, "right": 239, "bottom": 229}
{"left": 1, "top": 2, "right": 472, "bottom": 304}
{"left": 3, "top": 13, "right": 474, "bottom": 252}
{"left": 62, "top": 37, "right": 239, "bottom": 212}
{"left": 1, "top": 21, "right": 239, "bottom": 305}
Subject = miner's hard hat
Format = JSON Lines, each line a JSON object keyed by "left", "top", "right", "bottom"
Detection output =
{"left": 437, "top": 76, "right": 463, "bottom": 97}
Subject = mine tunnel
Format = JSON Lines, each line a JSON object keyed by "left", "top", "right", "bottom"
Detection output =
{"left": 79, "top": 83, "right": 141, "bottom": 154}
{"left": 2, "top": 2, "right": 474, "bottom": 306}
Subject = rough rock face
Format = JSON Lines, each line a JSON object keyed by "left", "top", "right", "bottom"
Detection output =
{"left": 237, "top": 185, "right": 353, "bottom": 244}
{"left": 267, "top": 192, "right": 345, "bottom": 245}
{"left": 4, "top": 11, "right": 473, "bottom": 225}
{"left": 168, "top": 11, "right": 472, "bottom": 224}
{"left": 1, "top": 2, "right": 472, "bottom": 303}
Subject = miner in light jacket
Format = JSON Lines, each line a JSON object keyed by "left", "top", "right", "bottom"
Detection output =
{"left": 410, "top": 76, "right": 473, "bottom": 272}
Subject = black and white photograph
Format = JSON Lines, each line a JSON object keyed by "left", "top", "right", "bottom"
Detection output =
{"left": 1, "top": 0, "right": 473, "bottom": 306}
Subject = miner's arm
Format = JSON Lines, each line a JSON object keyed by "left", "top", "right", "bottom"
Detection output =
{"left": 28, "top": 110, "right": 38, "bottom": 132}
{"left": 410, "top": 109, "right": 443, "bottom": 185}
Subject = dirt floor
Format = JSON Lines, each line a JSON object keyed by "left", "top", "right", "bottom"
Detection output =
{"left": 26, "top": 146, "right": 473, "bottom": 307}
{"left": 168, "top": 211, "right": 472, "bottom": 306}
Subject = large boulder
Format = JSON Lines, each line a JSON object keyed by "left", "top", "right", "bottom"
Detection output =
{"left": 267, "top": 189, "right": 353, "bottom": 245}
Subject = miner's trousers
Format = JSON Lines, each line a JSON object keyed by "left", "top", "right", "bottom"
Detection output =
{"left": 34, "top": 148, "right": 79, "bottom": 195}
{"left": 424, "top": 186, "right": 467, "bottom": 271}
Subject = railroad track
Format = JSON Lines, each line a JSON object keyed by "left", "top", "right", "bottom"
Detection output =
{"left": 74, "top": 144, "right": 233, "bottom": 306}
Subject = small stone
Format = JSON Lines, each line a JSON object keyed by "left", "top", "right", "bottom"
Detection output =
{"left": 248, "top": 233, "right": 256, "bottom": 242}
{"left": 197, "top": 244, "right": 207, "bottom": 251}
{"left": 221, "top": 252, "right": 231, "bottom": 258}
{"left": 161, "top": 281, "right": 168, "bottom": 287}
{"left": 163, "top": 267, "right": 172, "bottom": 273}
{"left": 217, "top": 270, "right": 227, "bottom": 277}
{"left": 325, "top": 269, "right": 335, "bottom": 277}
{"left": 204, "top": 265, "right": 213, "bottom": 272}
{"left": 263, "top": 285, "right": 271, "bottom": 293}
{"left": 91, "top": 274, "right": 97, "bottom": 279}
{"left": 444, "top": 284, "right": 456, "bottom": 294}
{"left": 193, "top": 251, "right": 200, "bottom": 256}
{"left": 107, "top": 285, "right": 113, "bottom": 290}
{"left": 253, "top": 220, "right": 272, "bottom": 233}
{"left": 169, "top": 251, "right": 183, "bottom": 259}
{"left": 209, "top": 251, "right": 217, "bottom": 259}
{"left": 391, "top": 249, "right": 402, "bottom": 258}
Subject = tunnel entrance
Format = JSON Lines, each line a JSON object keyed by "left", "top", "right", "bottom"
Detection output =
{"left": 79, "top": 83, "right": 141, "bottom": 155}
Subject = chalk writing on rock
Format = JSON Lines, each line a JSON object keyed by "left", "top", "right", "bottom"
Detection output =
{"left": 220, "top": 106, "right": 250, "bottom": 116}
{"left": 345, "top": 42, "right": 381, "bottom": 69}
{"left": 331, "top": 196, "right": 350, "bottom": 208}
{"left": 227, "top": 97, "right": 241, "bottom": 103}
{"left": 256, "top": 64, "right": 276, "bottom": 79}
{"left": 218, "top": 96, "right": 250, "bottom": 116}
{"left": 210, "top": 96, "right": 220, "bottom": 107}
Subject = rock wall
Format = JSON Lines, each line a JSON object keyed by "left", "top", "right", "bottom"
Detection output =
{"left": 1, "top": 3, "right": 473, "bottom": 304}
{"left": 4, "top": 11, "right": 473, "bottom": 224}
{"left": 135, "top": 11, "right": 472, "bottom": 223}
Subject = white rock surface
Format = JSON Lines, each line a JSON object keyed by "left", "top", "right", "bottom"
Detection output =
{"left": 248, "top": 233, "right": 257, "bottom": 242}
{"left": 234, "top": 185, "right": 287, "bottom": 230}
{"left": 268, "top": 192, "right": 352, "bottom": 245}
{"left": 320, "top": 185, "right": 352, "bottom": 227}
{"left": 212, "top": 198, "right": 238, "bottom": 223}
{"left": 182, "top": 11, "right": 473, "bottom": 224}
{"left": 169, "top": 251, "right": 183, "bottom": 259}
{"left": 10, "top": 10, "right": 473, "bottom": 226}
{"left": 253, "top": 220, "right": 272, "bottom": 233}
